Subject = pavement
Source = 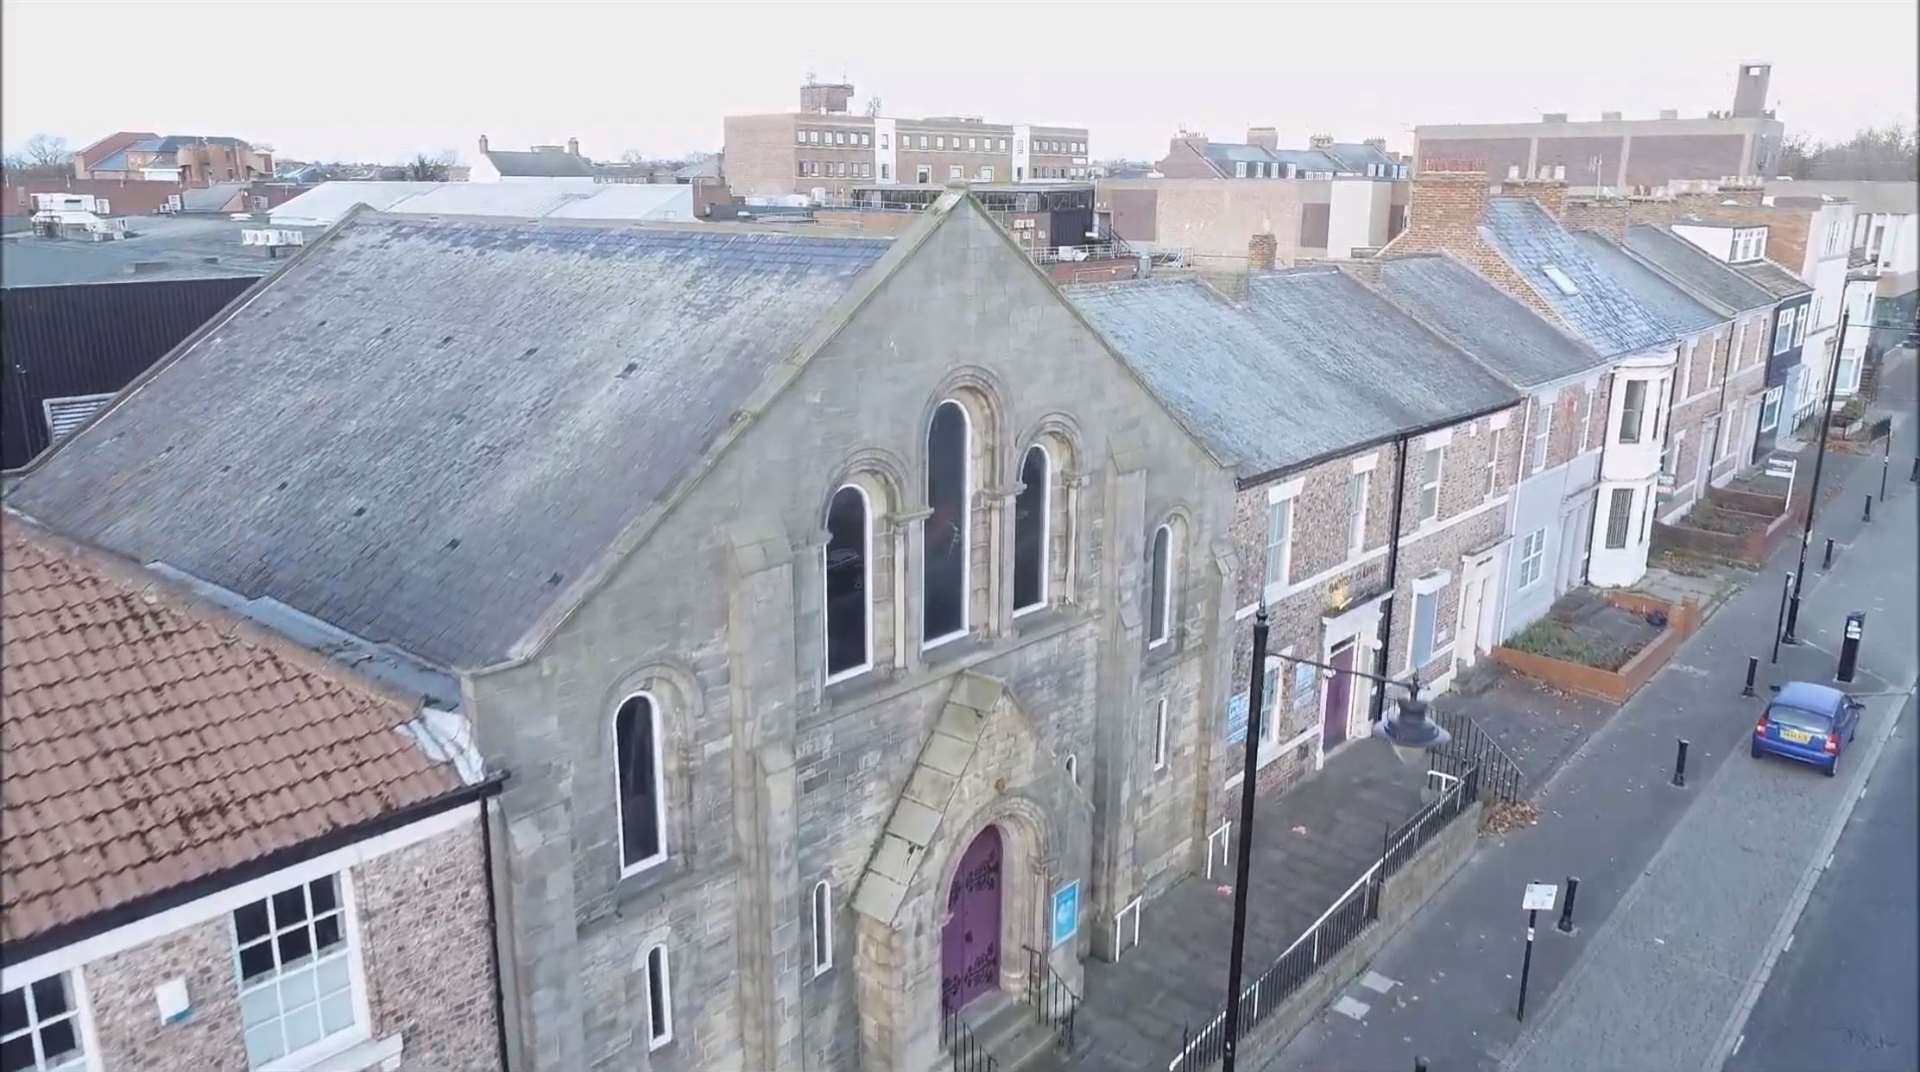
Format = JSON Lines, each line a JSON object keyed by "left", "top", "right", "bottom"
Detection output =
{"left": 1263, "top": 354, "right": 1917, "bottom": 1072}
{"left": 1723, "top": 692, "right": 1918, "bottom": 1072}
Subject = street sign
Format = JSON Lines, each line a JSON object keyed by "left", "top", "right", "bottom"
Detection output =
{"left": 1051, "top": 881, "right": 1080, "bottom": 948}
{"left": 1522, "top": 883, "right": 1558, "bottom": 911}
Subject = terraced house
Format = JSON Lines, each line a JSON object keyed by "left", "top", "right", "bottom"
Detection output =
{"left": 4, "top": 191, "right": 1244, "bottom": 1072}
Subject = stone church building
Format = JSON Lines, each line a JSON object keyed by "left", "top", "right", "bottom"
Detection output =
{"left": 9, "top": 189, "right": 1243, "bottom": 1070}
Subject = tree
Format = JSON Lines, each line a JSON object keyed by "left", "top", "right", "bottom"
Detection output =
{"left": 620, "top": 149, "right": 647, "bottom": 165}
{"left": 1777, "top": 133, "right": 1814, "bottom": 180}
{"left": 404, "top": 151, "right": 454, "bottom": 181}
{"left": 23, "top": 133, "right": 68, "bottom": 168}
{"left": 1779, "top": 122, "right": 1919, "bottom": 181}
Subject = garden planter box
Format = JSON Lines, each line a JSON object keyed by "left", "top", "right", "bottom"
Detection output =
{"left": 1650, "top": 489, "right": 1802, "bottom": 569}
{"left": 1492, "top": 593, "right": 1701, "bottom": 705}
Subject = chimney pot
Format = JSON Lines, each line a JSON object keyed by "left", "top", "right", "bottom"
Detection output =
{"left": 478, "top": 134, "right": 490, "bottom": 154}
{"left": 1309, "top": 133, "right": 1334, "bottom": 150}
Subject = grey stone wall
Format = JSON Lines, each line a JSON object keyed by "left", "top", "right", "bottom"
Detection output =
{"left": 464, "top": 196, "right": 1235, "bottom": 1072}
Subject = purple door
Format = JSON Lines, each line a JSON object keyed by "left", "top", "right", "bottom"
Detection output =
{"left": 1322, "top": 644, "right": 1354, "bottom": 748}
{"left": 942, "top": 826, "right": 1003, "bottom": 1014}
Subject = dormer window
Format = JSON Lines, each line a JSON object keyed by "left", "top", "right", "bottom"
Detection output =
{"left": 1541, "top": 265, "right": 1580, "bottom": 296}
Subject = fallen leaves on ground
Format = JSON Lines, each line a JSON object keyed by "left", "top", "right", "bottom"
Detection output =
{"left": 1481, "top": 799, "right": 1540, "bottom": 835}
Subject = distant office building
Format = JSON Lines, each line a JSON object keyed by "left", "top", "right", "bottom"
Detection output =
{"left": 724, "top": 80, "right": 1089, "bottom": 199}
{"left": 1415, "top": 63, "right": 1786, "bottom": 193}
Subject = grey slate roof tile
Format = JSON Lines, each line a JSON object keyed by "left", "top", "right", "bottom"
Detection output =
{"left": 1727, "top": 257, "right": 1812, "bottom": 300}
{"left": 1369, "top": 254, "right": 1604, "bottom": 388}
{"left": 1480, "top": 198, "right": 1675, "bottom": 357}
{"left": 1620, "top": 225, "right": 1777, "bottom": 316}
{"left": 483, "top": 149, "right": 598, "bottom": 178}
{"left": 1065, "top": 269, "right": 1518, "bottom": 482}
{"left": 1571, "top": 232, "right": 1725, "bottom": 337}
{"left": 6, "top": 212, "right": 891, "bottom": 669}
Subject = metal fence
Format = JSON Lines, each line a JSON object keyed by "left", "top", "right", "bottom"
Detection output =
{"left": 1167, "top": 768, "right": 1480, "bottom": 1072}
{"left": 941, "top": 1004, "right": 998, "bottom": 1072}
{"left": 1428, "top": 707, "right": 1525, "bottom": 803}
{"left": 1022, "top": 946, "right": 1080, "bottom": 1054}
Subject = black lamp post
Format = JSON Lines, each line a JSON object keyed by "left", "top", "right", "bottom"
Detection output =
{"left": 1218, "top": 611, "right": 1445, "bottom": 1071}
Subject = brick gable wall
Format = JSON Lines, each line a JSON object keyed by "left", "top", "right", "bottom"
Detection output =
{"left": 1382, "top": 171, "right": 1567, "bottom": 323}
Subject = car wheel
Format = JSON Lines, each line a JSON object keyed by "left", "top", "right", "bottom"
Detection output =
{"left": 1751, "top": 742, "right": 1763, "bottom": 759}
{"left": 1825, "top": 755, "right": 1839, "bottom": 778}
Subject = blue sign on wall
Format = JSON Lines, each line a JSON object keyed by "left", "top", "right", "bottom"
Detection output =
{"left": 1051, "top": 881, "right": 1080, "bottom": 948}
{"left": 1224, "top": 692, "right": 1249, "bottom": 744}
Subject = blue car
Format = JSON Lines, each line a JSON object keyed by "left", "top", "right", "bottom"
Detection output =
{"left": 1752, "top": 681, "right": 1863, "bottom": 777}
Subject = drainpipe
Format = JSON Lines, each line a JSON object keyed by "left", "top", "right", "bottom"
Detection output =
{"left": 479, "top": 795, "right": 513, "bottom": 1071}
{"left": 1371, "top": 434, "right": 1411, "bottom": 722}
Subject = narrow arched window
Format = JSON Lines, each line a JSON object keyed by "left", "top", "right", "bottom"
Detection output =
{"left": 1148, "top": 525, "right": 1172, "bottom": 647}
{"left": 1064, "top": 753, "right": 1078, "bottom": 785}
{"left": 924, "top": 401, "right": 970, "bottom": 645}
{"left": 644, "top": 943, "right": 673, "bottom": 1050}
{"left": 824, "top": 485, "right": 871, "bottom": 679}
{"left": 615, "top": 694, "right": 666, "bottom": 875}
{"left": 1013, "top": 445, "right": 1049, "bottom": 614}
{"left": 811, "top": 881, "right": 833, "bottom": 976}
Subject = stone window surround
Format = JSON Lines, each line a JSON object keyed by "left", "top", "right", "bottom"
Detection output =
{"left": 1261, "top": 475, "right": 1304, "bottom": 601}
{"left": 823, "top": 483, "right": 875, "bottom": 685}
{"left": 1404, "top": 569, "right": 1453, "bottom": 675}
{"left": 811, "top": 882, "right": 834, "bottom": 977}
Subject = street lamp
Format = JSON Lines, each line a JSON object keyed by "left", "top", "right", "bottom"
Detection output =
{"left": 1218, "top": 608, "right": 1448, "bottom": 1071}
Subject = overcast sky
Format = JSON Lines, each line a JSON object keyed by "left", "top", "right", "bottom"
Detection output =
{"left": 4, "top": 0, "right": 1915, "bottom": 165}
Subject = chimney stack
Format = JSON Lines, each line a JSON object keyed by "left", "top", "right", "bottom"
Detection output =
{"left": 1247, "top": 126, "right": 1278, "bottom": 151}
{"left": 1732, "top": 62, "right": 1772, "bottom": 118}
{"left": 1248, "top": 232, "right": 1277, "bottom": 272}
{"left": 567, "top": 137, "right": 580, "bottom": 157}
{"left": 1402, "top": 160, "right": 1493, "bottom": 245}
{"left": 1502, "top": 176, "right": 1567, "bottom": 219}
{"left": 1562, "top": 196, "right": 1630, "bottom": 242}
{"left": 478, "top": 134, "right": 489, "bottom": 154}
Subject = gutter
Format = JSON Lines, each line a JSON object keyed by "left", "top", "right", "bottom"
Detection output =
{"left": 1234, "top": 395, "right": 1519, "bottom": 493}
{"left": 2, "top": 770, "right": 510, "bottom": 966}
{"left": 479, "top": 794, "right": 512, "bottom": 1071}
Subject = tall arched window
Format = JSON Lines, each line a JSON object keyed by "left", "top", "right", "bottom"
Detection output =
{"left": 614, "top": 694, "right": 667, "bottom": 875}
{"left": 811, "top": 880, "right": 833, "bottom": 976}
{"left": 644, "top": 943, "right": 673, "bottom": 1050}
{"left": 1148, "top": 525, "right": 1172, "bottom": 647}
{"left": 924, "top": 401, "right": 971, "bottom": 645}
{"left": 1013, "top": 445, "right": 1050, "bottom": 614}
{"left": 824, "top": 485, "right": 871, "bottom": 679}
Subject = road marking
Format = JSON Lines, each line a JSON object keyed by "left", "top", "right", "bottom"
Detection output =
{"left": 1782, "top": 932, "right": 1794, "bottom": 953}
{"left": 1733, "top": 1034, "right": 1745, "bottom": 1057}
{"left": 1332, "top": 995, "right": 1371, "bottom": 1020}
{"left": 1826, "top": 852, "right": 1835, "bottom": 869}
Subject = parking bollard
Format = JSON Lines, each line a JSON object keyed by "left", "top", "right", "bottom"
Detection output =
{"left": 1672, "top": 739, "right": 1689, "bottom": 788}
{"left": 1415, "top": 1059, "right": 1429, "bottom": 1072}
{"left": 1822, "top": 537, "right": 1835, "bottom": 570}
{"left": 1743, "top": 656, "right": 1758, "bottom": 697}
{"left": 1864, "top": 495, "right": 1873, "bottom": 522}
{"left": 1557, "top": 877, "right": 1580, "bottom": 933}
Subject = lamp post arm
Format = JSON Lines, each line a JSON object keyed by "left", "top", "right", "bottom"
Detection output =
{"left": 1264, "top": 649, "right": 1422, "bottom": 701}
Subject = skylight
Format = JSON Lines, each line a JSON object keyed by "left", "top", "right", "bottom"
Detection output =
{"left": 1541, "top": 265, "right": 1580, "bottom": 296}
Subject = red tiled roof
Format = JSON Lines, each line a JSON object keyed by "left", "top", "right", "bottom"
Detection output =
{"left": 0, "top": 517, "right": 460, "bottom": 945}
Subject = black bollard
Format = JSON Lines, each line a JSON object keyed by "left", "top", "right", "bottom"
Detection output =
{"left": 1743, "top": 656, "right": 1759, "bottom": 697}
{"left": 1822, "top": 537, "right": 1835, "bottom": 570}
{"left": 1864, "top": 495, "right": 1874, "bottom": 522}
{"left": 1672, "top": 739, "right": 1689, "bottom": 788}
{"left": 1415, "top": 1060, "right": 1429, "bottom": 1072}
{"left": 1910, "top": 456, "right": 1918, "bottom": 483}
{"left": 1557, "top": 877, "right": 1580, "bottom": 933}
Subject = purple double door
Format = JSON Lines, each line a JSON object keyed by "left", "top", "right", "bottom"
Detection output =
{"left": 941, "top": 826, "right": 1003, "bottom": 1014}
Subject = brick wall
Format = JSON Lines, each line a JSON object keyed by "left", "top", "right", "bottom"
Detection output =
{"left": 1386, "top": 171, "right": 1562, "bottom": 321}
{"left": 723, "top": 114, "right": 802, "bottom": 198}
{"left": 1626, "top": 193, "right": 1815, "bottom": 275}
{"left": 1562, "top": 196, "right": 1630, "bottom": 241}
{"left": 78, "top": 821, "right": 498, "bottom": 1071}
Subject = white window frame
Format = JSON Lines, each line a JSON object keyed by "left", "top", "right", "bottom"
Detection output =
{"left": 1796, "top": 304, "right": 1809, "bottom": 344}
{"left": 1419, "top": 446, "right": 1444, "bottom": 523}
{"left": 1147, "top": 524, "right": 1173, "bottom": 648}
{"left": 1291, "top": 660, "right": 1317, "bottom": 711}
{"left": 1258, "top": 661, "right": 1281, "bottom": 749}
{"left": 1151, "top": 698, "right": 1169, "bottom": 771}
{"left": 1679, "top": 338, "right": 1695, "bottom": 398}
{"left": 1774, "top": 307, "right": 1795, "bottom": 354}
{"left": 1, "top": 970, "right": 97, "bottom": 1072}
{"left": 1405, "top": 572, "right": 1450, "bottom": 673}
{"left": 1530, "top": 399, "right": 1552, "bottom": 472}
{"left": 1518, "top": 528, "right": 1546, "bottom": 588}
{"left": 229, "top": 872, "right": 370, "bottom": 1071}
{"left": 1618, "top": 379, "right": 1647, "bottom": 444}
{"left": 823, "top": 484, "right": 873, "bottom": 683}
{"left": 948, "top": 165, "right": 964, "bottom": 180}
{"left": 1346, "top": 469, "right": 1370, "bottom": 556}
{"left": 644, "top": 944, "right": 673, "bottom": 1050}
{"left": 1760, "top": 389, "right": 1781, "bottom": 432}
{"left": 615, "top": 691, "right": 670, "bottom": 877}
{"left": 1483, "top": 428, "right": 1501, "bottom": 499}
{"left": 811, "top": 882, "right": 833, "bottom": 977}
{"left": 1013, "top": 444, "right": 1051, "bottom": 617}
{"left": 1064, "top": 753, "right": 1078, "bottom": 784}
{"left": 924, "top": 400, "right": 973, "bottom": 649}
{"left": 1263, "top": 496, "right": 1293, "bottom": 590}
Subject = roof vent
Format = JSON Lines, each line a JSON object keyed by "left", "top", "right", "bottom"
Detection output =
{"left": 1541, "top": 264, "right": 1580, "bottom": 296}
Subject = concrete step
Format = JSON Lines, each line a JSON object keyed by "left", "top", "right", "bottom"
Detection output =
{"left": 961, "top": 990, "right": 1069, "bottom": 1072}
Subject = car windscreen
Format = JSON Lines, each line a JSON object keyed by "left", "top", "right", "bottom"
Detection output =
{"left": 1768, "top": 704, "right": 1833, "bottom": 733}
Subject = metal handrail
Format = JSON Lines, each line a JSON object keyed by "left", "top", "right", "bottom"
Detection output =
{"left": 1022, "top": 945, "right": 1081, "bottom": 1053}
{"left": 940, "top": 1003, "right": 998, "bottom": 1072}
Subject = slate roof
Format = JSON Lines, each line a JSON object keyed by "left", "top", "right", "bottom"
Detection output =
{"left": 1727, "top": 257, "right": 1812, "bottom": 300}
{"left": 1480, "top": 198, "right": 1675, "bottom": 357}
{"left": 6, "top": 212, "right": 892, "bottom": 668}
{"left": 0, "top": 516, "right": 459, "bottom": 945}
{"left": 1064, "top": 269, "right": 1519, "bottom": 482}
{"left": 483, "top": 149, "right": 598, "bottom": 178}
{"left": 1571, "top": 232, "right": 1725, "bottom": 337}
{"left": 1621, "top": 225, "right": 1777, "bottom": 317}
{"left": 1368, "top": 254, "right": 1604, "bottom": 388}
{"left": 1321, "top": 143, "right": 1400, "bottom": 173}
{"left": 179, "top": 181, "right": 248, "bottom": 213}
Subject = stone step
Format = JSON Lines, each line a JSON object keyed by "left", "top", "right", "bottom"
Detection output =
{"left": 961, "top": 990, "right": 1070, "bottom": 1072}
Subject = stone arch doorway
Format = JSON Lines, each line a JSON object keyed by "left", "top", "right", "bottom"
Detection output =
{"left": 941, "top": 824, "right": 1004, "bottom": 1014}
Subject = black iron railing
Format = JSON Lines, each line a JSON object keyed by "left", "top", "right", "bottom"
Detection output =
{"left": 940, "top": 1004, "right": 998, "bottom": 1072}
{"left": 1428, "top": 706, "right": 1524, "bottom": 803}
{"left": 1022, "top": 945, "right": 1080, "bottom": 1054}
{"left": 1168, "top": 767, "right": 1481, "bottom": 1072}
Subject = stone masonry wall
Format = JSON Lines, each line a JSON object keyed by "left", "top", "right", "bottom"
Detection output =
{"left": 79, "top": 822, "right": 498, "bottom": 1071}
